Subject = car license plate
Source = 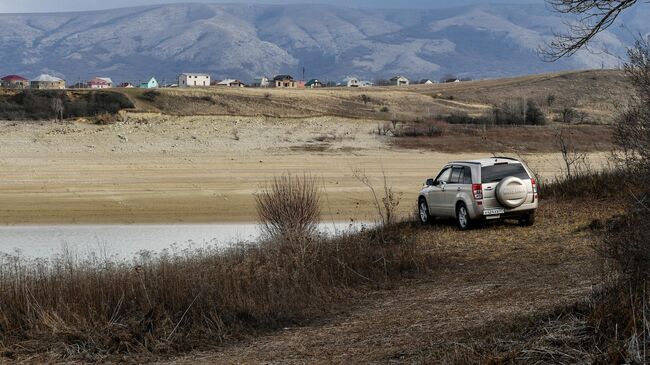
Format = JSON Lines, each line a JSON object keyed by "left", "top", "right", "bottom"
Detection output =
{"left": 484, "top": 208, "right": 505, "bottom": 216}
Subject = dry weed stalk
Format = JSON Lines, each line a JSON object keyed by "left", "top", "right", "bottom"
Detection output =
{"left": 352, "top": 168, "right": 402, "bottom": 227}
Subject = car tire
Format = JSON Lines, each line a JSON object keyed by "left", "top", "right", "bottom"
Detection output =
{"left": 418, "top": 197, "right": 432, "bottom": 225}
{"left": 519, "top": 211, "right": 536, "bottom": 227}
{"left": 456, "top": 202, "right": 472, "bottom": 230}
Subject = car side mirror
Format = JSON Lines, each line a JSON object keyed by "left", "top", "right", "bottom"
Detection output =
{"left": 426, "top": 178, "right": 435, "bottom": 187}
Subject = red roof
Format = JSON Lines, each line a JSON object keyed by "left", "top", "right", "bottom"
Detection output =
{"left": 88, "top": 78, "right": 109, "bottom": 85}
{"left": 1, "top": 75, "right": 28, "bottom": 82}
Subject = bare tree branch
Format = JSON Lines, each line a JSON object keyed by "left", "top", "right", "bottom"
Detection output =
{"left": 542, "top": 0, "right": 642, "bottom": 61}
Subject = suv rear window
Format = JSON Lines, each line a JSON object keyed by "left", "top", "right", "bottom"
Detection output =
{"left": 481, "top": 163, "right": 530, "bottom": 183}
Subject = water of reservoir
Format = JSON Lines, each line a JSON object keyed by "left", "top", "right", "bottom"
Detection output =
{"left": 0, "top": 222, "right": 370, "bottom": 259}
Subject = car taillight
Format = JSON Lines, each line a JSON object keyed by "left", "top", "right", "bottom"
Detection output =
{"left": 531, "top": 178, "right": 538, "bottom": 202}
{"left": 472, "top": 184, "right": 483, "bottom": 200}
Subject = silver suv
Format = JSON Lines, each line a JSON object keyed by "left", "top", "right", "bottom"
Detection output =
{"left": 418, "top": 157, "right": 538, "bottom": 229}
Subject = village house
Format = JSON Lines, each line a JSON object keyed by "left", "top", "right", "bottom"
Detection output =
{"left": 272, "top": 75, "right": 296, "bottom": 88}
{"left": 30, "top": 74, "right": 66, "bottom": 89}
{"left": 359, "top": 80, "right": 375, "bottom": 87}
{"left": 1, "top": 75, "right": 29, "bottom": 89}
{"left": 252, "top": 76, "right": 270, "bottom": 88}
{"left": 178, "top": 73, "right": 210, "bottom": 88}
{"left": 88, "top": 77, "right": 113, "bottom": 89}
{"left": 305, "top": 79, "right": 323, "bottom": 88}
{"left": 139, "top": 77, "right": 159, "bottom": 89}
{"left": 217, "top": 79, "right": 246, "bottom": 87}
{"left": 390, "top": 75, "right": 410, "bottom": 86}
{"left": 343, "top": 77, "right": 360, "bottom": 87}
{"left": 119, "top": 82, "right": 135, "bottom": 88}
{"left": 420, "top": 79, "right": 434, "bottom": 85}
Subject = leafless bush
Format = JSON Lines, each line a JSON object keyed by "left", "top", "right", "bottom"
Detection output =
{"left": 587, "top": 38, "right": 650, "bottom": 363}
{"left": 392, "top": 119, "right": 446, "bottom": 138}
{"left": 614, "top": 38, "right": 650, "bottom": 174}
{"left": 352, "top": 169, "right": 402, "bottom": 227}
{"left": 556, "top": 129, "right": 589, "bottom": 179}
{"left": 255, "top": 173, "right": 321, "bottom": 238}
{"left": 559, "top": 106, "right": 577, "bottom": 123}
{"left": 232, "top": 128, "right": 240, "bottom": 141}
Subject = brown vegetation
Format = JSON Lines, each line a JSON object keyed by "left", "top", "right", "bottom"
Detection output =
{"left": 391, "top": 122, "right": 612, "bottom": 153}
{"left": 0, "top": 177, "right": 427, "bottom": 363}
{"left": 255, "top": 174, "right": 321, "bottom": 238}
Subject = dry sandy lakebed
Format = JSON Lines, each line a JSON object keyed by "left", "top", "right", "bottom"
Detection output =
{"left": 0, "top": 114, "right": 607, "bottom": 225}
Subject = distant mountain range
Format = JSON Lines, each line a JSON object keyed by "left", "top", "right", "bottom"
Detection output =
{"left": 0, "top": 2, "right": 648, "bottom": 83}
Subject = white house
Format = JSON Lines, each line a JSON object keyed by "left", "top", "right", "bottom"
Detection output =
{"left": 178, "top": 73, "right": 210, "bottom": 88}
{"left": 88, "top": 77, "right": 113, "bottom": 89}
{"left": 217, "top": 79, "right": 246, "bottom": 87}
{"left": 343, "top": 77, "right": 360, "bottom": 87}
{"left": 138, "top": 77, "right": 159, "bottom": 89}
{"left": 390, "top": 75, "right": 410, "bottom": 86}
{"left": 252, "top": 76, "right": 270, "bottom": 88}
{"left": 31, "top": 74, "right": 66, "bottom": 89}
{"left": 359, "top": 80, "right": 374, "bottom": 87}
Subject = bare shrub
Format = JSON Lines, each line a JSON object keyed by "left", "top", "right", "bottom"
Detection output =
{"left": 614, "top": 38, "right": 650, "bottom": 174}
{"left": 586, "top": 38, "right": 650, "bottom": 363}
{"left": 560, "top": 106, "right": 577, "bottom": 123}
{"left": 352, "top": 169, "right": 402, "bottom": 227}
{"left": 392, "top": 119, "right": 446, "bottom": 138}
{"left": 255, "top": 174, "right": 321, "bottom": 238}
{"left": 556, "top": 129, "right": 589, "bottom": 179}
{"left": 546, "top": 93, "right": 556, "bottom": 107}
{"left": 539, "top": 167, "right": 631, "bottom": 200}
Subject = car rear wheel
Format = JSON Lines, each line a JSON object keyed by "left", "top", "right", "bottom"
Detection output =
{"left": 519, "top": 211, "right": 536, "bottom": 227}
{"left": 456, "top": 202, "right": 471, "bottom": 230}
{"left": 418, "top": 198, "right": 431, "bottom": 225}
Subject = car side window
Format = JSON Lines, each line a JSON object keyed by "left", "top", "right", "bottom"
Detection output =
{"left": 463, "top": 166, "right": 473, "bottom": 184}
{"left": 449, "top": 167, "right": 462, "bottom": 184}
{"left": 434, "top": 168, "right": 451, "bottom": 185}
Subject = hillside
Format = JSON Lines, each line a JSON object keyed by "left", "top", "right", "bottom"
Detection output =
{"left": 120, "top": 69, "right": 630, "bottom": 124}
{"left": 0, "top": 3, "right": 648, "bottom": 82}
{"left": 0, "top": 70, "right": 631, "bottom": 125}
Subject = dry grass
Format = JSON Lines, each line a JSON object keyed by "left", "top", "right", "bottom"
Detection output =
{"left": 0, "top": 225, "right": 427, "bottom": 362}
{"left": 159, "top": 198, "right": 622, "bottom": 364}
{"left": 113, "top": 70, "right": 629, "bottom": 124}
{"left": 413, "top": 69, "right": 631, "bottom": 125}
{"left": 392, "top": 123, "right": 613, "bottom": 153}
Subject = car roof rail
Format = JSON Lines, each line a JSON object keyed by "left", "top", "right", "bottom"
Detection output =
{"left": 449, "top": 160, "right": 481, "bottom": 165}
{"left": 493, "top": 156, "right": 520, "bottom": 162}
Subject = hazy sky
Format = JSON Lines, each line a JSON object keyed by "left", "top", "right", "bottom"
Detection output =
{"left": 0, "top": 0, "right": 542, "bottom": 13}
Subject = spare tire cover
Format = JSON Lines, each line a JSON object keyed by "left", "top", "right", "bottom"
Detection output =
{"left": 495, "top": 177, "right": 527, "bottom": 208}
